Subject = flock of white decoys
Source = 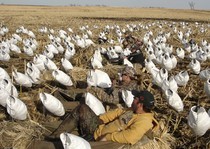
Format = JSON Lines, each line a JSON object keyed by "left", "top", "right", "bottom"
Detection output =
{"left": 0, "top": 20, "right": 210, "bottom": 147}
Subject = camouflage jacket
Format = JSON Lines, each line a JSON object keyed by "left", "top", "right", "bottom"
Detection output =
{"left": 88, "top": 80, "right": 139, "bottom": 105}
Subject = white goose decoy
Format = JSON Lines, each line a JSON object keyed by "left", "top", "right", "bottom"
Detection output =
{"left": 52, "top": 69, "right": 73, "bottom": 86}
{"left": 106, "top": 47, "right": 119, "bottom": 59}
{"left": 154, "top": 68, "right": 168, "bottom": 87}
{"left": 54, "top": 42, "right": 65, "bottom": 54}
{"left": 9, "top": 43, "right": 21, "bottom": 53}
{"left": 93, "top": 49, "right": 103, "bottom": 63}
{"left": 85, "top": 92, "right": 105, "bottom": 116}
{"left": 121, "top": 90, "right": 134, "bottom": 107}
{"left": 0, "top": 67, "right": 10, "bottom": 81}
{"left": 199, "top": 69, "right": 210, "bottom": 81}
{"left": 187, "top": 106, "right": 210, "bottom": 136}
{"left": 27, "top": 62, "right": 41, "bottom": 76}
{"left": 60, "top": 133, "right": 91, "bottom": 149}
{"left": 23, "top": 45, "right": 34, "bottom": 56}
{"left": 64, "top": 46, "right": 75, "bottom": 60}
{"left": 43, "top": 49, "right": 54, "bottom": 59}
{"left": 176, "top": 48, "right": 185, "bottom": 59}
{"left": 123, "top": 58, "right": 133, "bottom": 68}
{"left": 12, "top": 33, "right": 22, "bottom": 42}
{"left": 170, "top": 54, "right": 177, "bottom": 69}
{"left": 27, "top": 30, "right": 36, "bottom": 38}
{"left": 86, "top": 69, "right": 97, "bottom": 87}
{"left": 44, "top": 57, "right": 58, "bottom": 70}
{"left": 0, "top": 86, "right": 9, "bottom": 107}
{"left": 86, "top": 69, "right": 112, "bottom": 88}
{"left": 113, "top": 45, "right": 123, "bottom": 54}
{"left": 91, "top": 56, "right": 103, "bottom": 69}
{"left": 161, "top": 54, "right": 173, "bottom": 71}
{"left": 6, "top": 95, "right": 28, "bottom": 120}
{"left": 168, "top": 76, "right": 179, "bottom": 92}
{"left": 0, "top": 50, "right": 10, "bottom": 61}
{"left": 189, "top": 59, "right": 201, "bottom": 74}
{"left": 12, "top": 68, "right": 33, "bottom": 87}
{"left": 145, "top": 59, "right": 159, "bottom": 77}
{"left": 61, "top": 58, "right": 73, "bottom": 72}
{"left": 26, "top": 67, "right": 41, "bottom": 84}
{"left": 33, "top": 54, "right": 47, "bottom": 71}
{"left": 204, "top": 78, "right": 210, "bottom": 98}
{"left": 39, "top": 92, "right": 65, "bottom": 116}
{"left": 164, "top": 89, "right": 184, "bottom": 112}
{"left": 45, "top": 44, "right": 59, "bottom": 55}
{"left": 147, "top": 50, "right": 156, "bottom": 61}
{"left": 174, "top": 70, "right": 189, "bottom": 87}
{"left": 0, "top": 79, "right": 18, "bottom": 97}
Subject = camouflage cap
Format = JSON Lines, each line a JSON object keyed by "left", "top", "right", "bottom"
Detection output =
{"left": 121, "top": 66, "right": 136, "bottom": 78}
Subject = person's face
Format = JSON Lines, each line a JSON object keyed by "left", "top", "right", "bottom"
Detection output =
{"left": 121, "top": 73, "right": 130, "bottom": 82}
{"left": 131, "top": 97, "right": 141, "bottom": 113}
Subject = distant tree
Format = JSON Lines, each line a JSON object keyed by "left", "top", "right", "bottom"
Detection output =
{"left": 189, "top": 1, "right": 195, "bottom": 10}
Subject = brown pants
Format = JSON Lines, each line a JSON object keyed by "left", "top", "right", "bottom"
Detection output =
{"left": 29, "top": 104, "right": 124, "bottom": 149}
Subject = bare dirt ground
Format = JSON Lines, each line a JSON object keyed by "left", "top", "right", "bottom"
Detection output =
{"left": 0, "top": 5, "right": 210, "bottom": 149}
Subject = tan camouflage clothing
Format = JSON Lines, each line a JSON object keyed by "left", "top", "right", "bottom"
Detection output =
{"left": 87, "top": 80, "right": 139, "bottom": 105}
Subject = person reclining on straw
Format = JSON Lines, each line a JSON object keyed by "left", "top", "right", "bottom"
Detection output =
{"left": 29, "top": 90, "right": 159, "bottom": 149}
{"left": 87, "top": 65, "right": 140, "bottom": 107}
{"left": 53, "top": 65, "right": 141, "bottom": 108}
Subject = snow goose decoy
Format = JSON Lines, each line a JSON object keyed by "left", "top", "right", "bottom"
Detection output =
{"left": 52, "top": 69, "right": 73, "bottom": 87}
{"left": 199, "top": 69, "right": 210, "bottom": 81}
{"left": 12, "top": 68, "right": 33, "bottom": 88}
{"left": 6, "top": 95, "right": 28, "bottom": 120}
{"left": 39, "top": 92, "right": 65, "bottom": 116}
{"left": 60, "top": 133, "right": 91, "bottom": 149}
{"left": 204, "top": 78, "right": 210, "bottom": 98}
{"left": 188, "top": 106, "right": 210, "bottom": 136}
{"left": 85, "top": 92, "right": 105, "bottom": 116}
{"left": 188, "top": 59, "right": 201, "bottom": 74}
{"left": 0, "top": 86, "right": 9, "bottom": 107}
{"left": 86, "top": 69, "right": 112, "bottom": 88}
{"left": 174, "top": 70, "right": 189, "bottom": 87}
{"left": 0, "top": 78, "right": 18, "bottom": 97}
{"left": 61, "top": 58, "right": 73, "bottom": 72}
{"left": 164, "top": 89, "right": 184, "bottom": 112}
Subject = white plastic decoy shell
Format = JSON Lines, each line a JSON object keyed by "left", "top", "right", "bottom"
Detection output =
{"left": 60, "top": 133, "right": 91, "bottom": 149}
{"left": 123, "top": 58, "right": 133, "bottom": 68}
{"left": 6, "top": 96, "right": 28, "bottom": 120}
{"left": 174, "top": 70, "right": 189, "bottom": 86}
{"left": 52, "top": 69, "right": 73, "bottom": 86}
{"left": 0, "top": 67, "right": 10, "bottom": 81}
{"left": 199, "top": 69, "right": 210, "bottom": 81}
{"left": 189, "top": 59, "right": 201, "bottom": 74}
{"left": 154, "top": 68, "right": 168, "bottom": 87}
{"left": 188, "top": 106, "right": 210, "bottom": 136}
{"left": 204, "top": 78, "right": 210, "bottom": 98}
{"left": 85, "top": 92, "right": 105, "bottom": 116}
{"left": 164, "top": 89, "right": 184, "bottom": 112}
{"left": 87, "top": 69, "right": 112, "bottom": 88}
{"left": 61, "top": 58, "right": 73, "bottom": 72}
{"left": 39, "top": 92, "right": 65, "bottom": 116}
{"left": 0, "top": 86, "right": 9, "bottom": 107}
{"left": 44, "top": 57, "right": 58, "bottom": 70}
{"left": 121, "top": 90, "right": 134, "bottom": 107}
{"left": 12, "top": 69, "right": 32, "bottom": 87}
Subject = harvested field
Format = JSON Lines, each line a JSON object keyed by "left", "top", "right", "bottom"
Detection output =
{"left": 0, "top": 5, "right": 210, "bottom": 149}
